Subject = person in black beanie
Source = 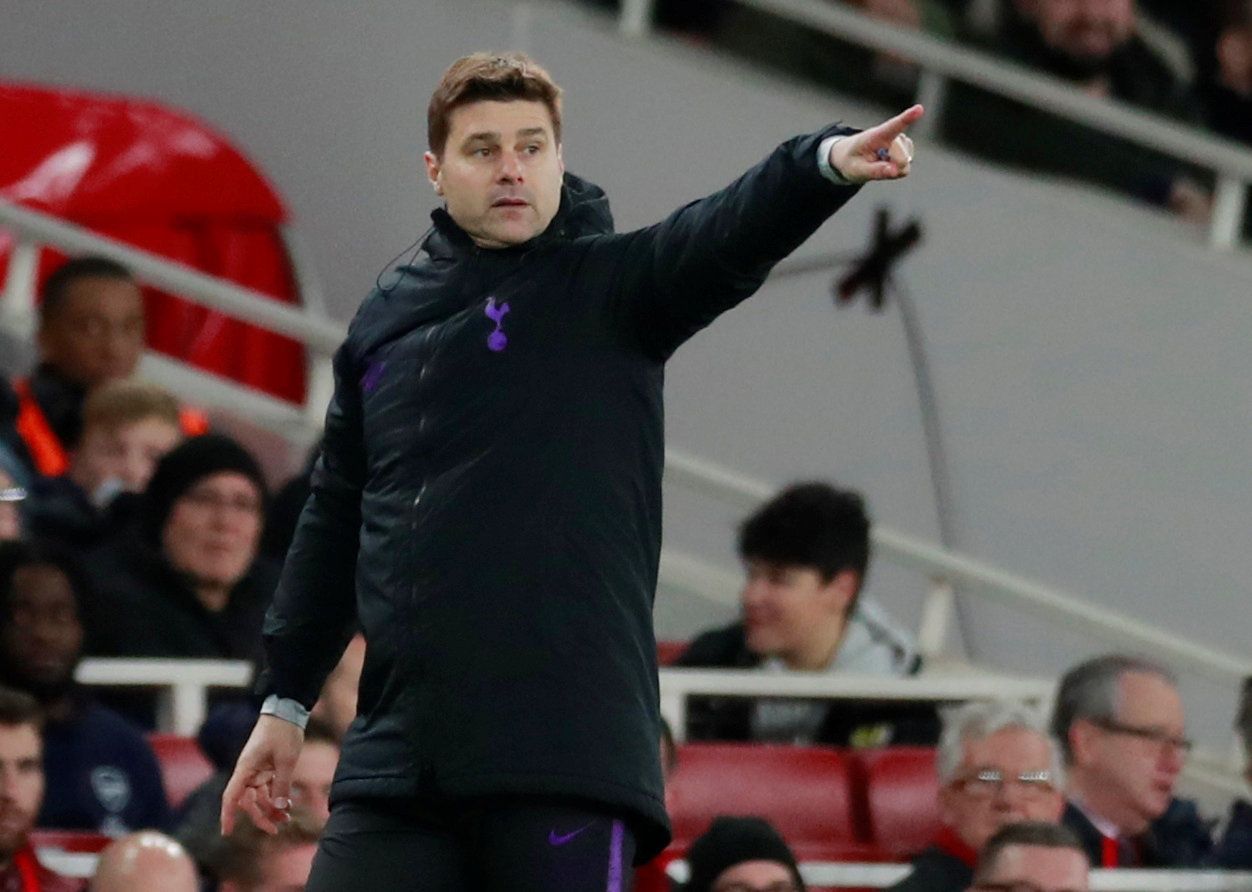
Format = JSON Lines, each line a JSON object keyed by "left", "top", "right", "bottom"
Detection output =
{"left": 685, "top": 816, "right": 805, "bottom": 892}
{"left": 80, "top": 434, "right": 278, "bottom": 681}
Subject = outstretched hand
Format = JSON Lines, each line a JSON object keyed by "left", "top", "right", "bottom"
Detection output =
{"left": 220, "top": 715, "right": 305, "bottom": 835}
{"left": 829, "top": 104, "right": 924, "bottom": 184}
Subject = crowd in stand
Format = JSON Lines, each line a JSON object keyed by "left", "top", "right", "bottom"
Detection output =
{"left": 0, "top": 254, "right": 1249, "bottom": 887}
{"left": 584, "top": 0, "right": 1252, "bottom": 233}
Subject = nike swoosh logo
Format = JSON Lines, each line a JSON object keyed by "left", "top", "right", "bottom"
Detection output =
{"left": 548, "top": 823, "right": 594, "bottom": 846}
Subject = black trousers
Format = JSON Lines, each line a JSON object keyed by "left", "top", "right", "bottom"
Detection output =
{"left": 306, "top": 795, "right": 637, "bottom": 891}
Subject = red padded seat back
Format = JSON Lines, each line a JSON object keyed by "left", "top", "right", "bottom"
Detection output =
{"left": 669, "top": 743, "right": 863, "bottom": 850}
{"left": 857, "top": 746, "right": 940, "bottom": 857}
{"left": 147, "top": 733, "right": 215, "bottom": 810}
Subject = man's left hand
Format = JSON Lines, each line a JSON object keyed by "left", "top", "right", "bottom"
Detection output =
{"left": 831, "top": 104, "right": 924, "bottom": 184}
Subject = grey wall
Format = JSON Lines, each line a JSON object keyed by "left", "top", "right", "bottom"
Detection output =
{"left": 7, "top": 1, "right": 1252, "bottom": 748}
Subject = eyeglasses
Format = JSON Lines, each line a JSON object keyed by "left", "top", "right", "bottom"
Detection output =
{"left": 1090, "top": 718, "right": 1193, "bottom": 755}
{"left": 0, "top": 486, "right": 26, "bottom": 503}
{"left": 956, "top": 768, "right": 1056, "bottom": 799}
{"left": 713, "top": 883, "right": 800, "bottom": 892}
{"left": 974, "top": 883, "right": 1084, "bottom": 892}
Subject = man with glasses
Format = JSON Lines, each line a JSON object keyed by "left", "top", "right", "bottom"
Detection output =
{"left": 1050, "top": 654, "right": 1212, "bottom": 868}
{"left": 967, "top": 821, "right": 1088, "bottom": 892}
{"left": 888, "top": 701, "right": 1064, "bottom": 892}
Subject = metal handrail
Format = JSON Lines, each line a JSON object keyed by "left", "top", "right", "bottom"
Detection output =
{"left": 619, "top": 0, "right": 1252, "bottom": 249}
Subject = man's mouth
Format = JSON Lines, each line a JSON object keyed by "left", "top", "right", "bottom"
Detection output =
{"left": 492, "top": 197, "right": 529, "bottom": 208}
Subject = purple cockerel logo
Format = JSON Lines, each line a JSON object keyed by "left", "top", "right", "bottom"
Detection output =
{"left": 484, "top": 297, "right": 510, "bottom": 352}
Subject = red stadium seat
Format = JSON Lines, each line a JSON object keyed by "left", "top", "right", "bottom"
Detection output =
{"left": 29, "top": 830, "right": 111, "bottom": 853}
{"left": 147, "top": 733, "right": 215, "bottom": 810}
{"left": 856, "top": 747, "right": 940, "bottom": 858}
{"left": 669, "top": 743, "right": 875, "bottom": 858}
{"left": 656, "top": 640, "right": 688, "bottom": 666}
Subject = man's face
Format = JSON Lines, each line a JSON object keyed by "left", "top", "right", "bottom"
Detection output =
{"left": 162, "top": 472, "right": 263, "bottom": 593}
{"left": 972, "top": 843, "right": 1089, "bottom": 892}
{"left": 740, "top": 559, "right": 854, "bottom": 665}
{"left": 424, "top": 100, "right": 565, "bottom": 249}
{"left": 0, "top": 724, "right": 43, "bottom": 860}
{"left": 1071, "top": 671, "right": 1186, "bottom": 830}
{"left": 1032, "top": 0, "right": 1135, "bottom": 63}
{"left": 289, "top": 740, "right": 338, "bottom": 823}
{"left": 38, "top": 277, "right": 145, "bottom": 388}
{"left": 72, "top": 418, "right": 183, "bottom": 499}
{"left": 940, "top": 727, "right": 1064, "bottom": 852}
{"left": 711, "top": 859, "right": 798, "bottom": 892}
{"left": 1, "top": 564, "right": 83, "bottom": 698}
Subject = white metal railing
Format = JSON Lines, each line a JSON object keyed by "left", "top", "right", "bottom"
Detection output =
{"left": 75, "top": 658, "right": 252, "bottom": 735}
{"left": 618, "top": 0, "right": 1252, "bottom": 250}
{"left": 664, "top": 860, "right": 1252, "bottom": 890}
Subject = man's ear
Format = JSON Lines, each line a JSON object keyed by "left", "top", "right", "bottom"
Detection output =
{"left": 557, "top": 143, "right": 565, "bottom": 176}
{"left": 1068, "top": 719, "right": 1098, "bottom": 767}
{"left": 822, "top": 569, "right": 860, "bottom": 615}
{"left": 423, "top": 151, "right": 443, "bottom": 197}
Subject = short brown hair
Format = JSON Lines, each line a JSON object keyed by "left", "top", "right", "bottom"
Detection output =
{"left": 213, "top": 809, "right": 322, "bottom": 887}
{"left": 427, "top": 52, "right": 563, "bottom": 156}
{"left": 0, "top": 686, "right": 43, "bottom": 733}
{"left": 81, "top": 379, "right": 182, "bottom": 434}
{"left": 973, "top": 821, "right": 1084, "bottom": 881}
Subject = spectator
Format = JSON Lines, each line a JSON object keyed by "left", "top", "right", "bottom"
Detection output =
{"left": 90, "top": 831, "right": 198, "bottom": 892}
{"left": 682, "top": 816, "right": 805, "bottom": 892}
{"left": 889, "top": 701, "right": 1064, "bottom": 892}
{"left": 0, "top": 685, "right": 83, "bottom": 890}
{"left": 1204, "top": 0, "right": 1252, "bottom": 143}
{"left": 968, "top": 821, "right": 1088, "bottom": 892}
{"left": 0, "top": 471, "right": 25, "bottom": 542}
{"left": 27, "top": 380, "right": 183, "bottom": 550}
{"left": 3, "top": 257, "right": 145, "bottom": 479}
{"left": 678, "top": 482, "right": 938, "bottom": 747}
{"left": 940, "top": 0, "right": 1211, "bottom": 221}
{"left": 177, "top": 718, "right": 338, "bottom": 879}
{"left": 1051, "top": 654, "right": 1211, "bottom": 867}
{"left": 1211, "top": 676, "right": 1252, "bottom": 867}
{"left": 208, "top": 809, "right": 320, "bottom": 892}
{"left": 82, "top": 434, "right": 276, "bottom": 664}
{"left": 0, "top": 540, "right": 171, "bottom": 834}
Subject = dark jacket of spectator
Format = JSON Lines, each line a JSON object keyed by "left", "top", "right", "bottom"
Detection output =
{"left": 886, "top": 840, "right": 973, "bottom": 892}
{"left": 83, "top": 529, "right": 277, "bottom": 663}
{"left": 4, "top": 364, "right": 87, "bottom": 474}
{"left": 1213, "top": 798, "right": 1252, "bottom": 868}
{"left": 262, "top": 134, "right": 864, "bottom": 864}
{"left": 25, "top": 478, "right": 138, "bottom": 552}
{"left": 676, "top": 621, "right": 940, "bottom": 746}
{"left": 1062, "top": 799, "right": 1213, "bottom": 868}
{"left": 39, "top": 695, "right": 173, "bottom": 834}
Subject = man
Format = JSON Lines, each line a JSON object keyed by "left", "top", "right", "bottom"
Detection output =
{"left": 940, "top": 0, "right": 1209, "bottom": 222}
{"left": 1051, "top": 654, "right": 1211, "bottom": 868}
{"left": 90, "top": 831, "right": 198, "bottom": 892}
{"left": 0, "top": 540, "right": 172, "bottom": 833}
{"left": 6, "top": 257, "right": 146, "bottom": 479}
{"left": 678, "top": 482, "right": 937, "bottom": 747}
{"left": 222, "top": 51, "right": 921, "bottom": 890}
{"left": 968, "top": 822, "right": 1088, "bottom": 892}
{"left": 682, "top": 816, "right": 805, "bottom": 892}
{"left": 27, "top": 379, "right": 184, "bottom": 549}
{"left": 0, "top": 685, "right": 83, "bottom": 890}
{"left": 889, "top": 701, "right": 1064, "bottom": 892}
{"left": 211, "top": 812, "right": 320, "bottom": 892}
{"left": 83, "top": 433, "right": 275, "bottom": 664}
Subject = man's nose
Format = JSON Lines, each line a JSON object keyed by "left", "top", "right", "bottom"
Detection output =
{"left": 497, "top": 151, "right": 524, "bottom": 182}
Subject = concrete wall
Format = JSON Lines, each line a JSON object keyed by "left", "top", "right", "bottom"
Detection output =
{"left": 7, "top": 0, "right": 1252, "bottom": 747}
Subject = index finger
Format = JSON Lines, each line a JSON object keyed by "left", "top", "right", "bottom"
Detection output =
{"left": 870, "top": 104, "right": 925, "bottom": 141}
{"left": 220, "top": 769, "right": 250, "bottom": 834}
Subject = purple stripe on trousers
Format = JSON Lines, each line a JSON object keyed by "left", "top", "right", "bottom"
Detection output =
{"left": 606, "top": 819, "right": 624, "bottom": 892}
